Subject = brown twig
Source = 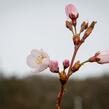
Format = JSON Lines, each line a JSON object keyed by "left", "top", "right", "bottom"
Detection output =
{"left": 67, "top": 45, "right": 80, "bottom": 77}
{"left": 55, "top": 84, "right": 65, "bottom": 109}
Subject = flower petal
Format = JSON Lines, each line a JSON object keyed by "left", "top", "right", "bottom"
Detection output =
{"left": 98, "top": 50, "right": 109, "bottom": 55}
{"left": 26, "top": 54, "right": 39, "bottom": 68}
{"left": 31, "top": 49, "right": 41, "bottom": 57}
{"left": 65, "top": 4, "right": 78, "bottom": 17}
{"left": 98, "top": 55, "right": 109, "bottom": 64}
{"left": 42, "top": 58, "right": 50, "bottom": 66}
{"left": 97, "top": 50, "right": 109, "bottom": 64}
{"left": 33, "top": 64, "right": 48, "bottom": 73}
{"left": 40, "top": 49, "right": 49, "bottom": 58}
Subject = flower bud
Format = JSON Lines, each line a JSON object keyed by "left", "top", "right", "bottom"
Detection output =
{"left": 66, "top": 20, "right": 73, "bottom": 31}
{"left": 49, "top": 60, "right": 59, "bottom": 73}
{"left": 73, "top": 34, "right": 81, "bottom": 45}
{"left": 72, "top": 61, "right": 81, "bottom": 72}
{"left": 82, "top": 21, "right": 97, "bottom": 40}
{"left": 80, "top": 21, "right": 88, "bottom": 33}
{"left": 89, "top": 53, "right": 100, "bottom": 62}
{"left": 63, "top": 59, "right": 70, "bottom": 69}
{"left": 59, "top": 71, "right": 67, "bottom": 85}
{"left": 89, "top": 50, "right": 109, "bottom": 64}
{"left": 65, "top": 4, "right": 79, "bottom": 26}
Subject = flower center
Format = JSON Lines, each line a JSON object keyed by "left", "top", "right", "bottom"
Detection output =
{"left": 35, "top": 55, "right": 46, "bottom": 64}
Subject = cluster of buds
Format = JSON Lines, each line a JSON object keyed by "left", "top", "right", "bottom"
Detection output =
{"left": 82, "top": 21, "right": 97, "bottom": 41}
{"left": 26, "top": 3, "right": 109, "bottom": 82}
{"left": 26, "top": 3, "right": 109, "bottom": 109}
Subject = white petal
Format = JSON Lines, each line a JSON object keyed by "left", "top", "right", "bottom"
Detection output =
{"left": 42, "top": 58, "right": 50, "bottom": 66}
{"left": 98, "top": 55, "right": 109, "bottom": 64}
{"left": 33, "top": 64, "right": 48, "bottom": 73}
{"left": 40, "top": 49, "right": 49, "bottom": 57}
{"left": 31, "top": 49, "right": 41, "bottom": 57}
{"left": 26, "top": 54, "right": 38, "bottom": 68}
{"left": 99, "top": 50, "right": 109, "bottom": 55}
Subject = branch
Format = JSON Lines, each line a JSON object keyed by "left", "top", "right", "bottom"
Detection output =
{"left": 55, "top": 85, "right": 65, "bottom": 109}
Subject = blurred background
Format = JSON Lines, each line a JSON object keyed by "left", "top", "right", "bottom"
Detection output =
{"left": 0, "top": 0, "right": 109, "bottom": 109}
{"left": 0, "top": 74, "right": 109, "bottom": 109}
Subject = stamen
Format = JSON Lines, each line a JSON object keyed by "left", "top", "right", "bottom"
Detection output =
{"left": 35, "top": 54, "right": 47, "bottom": 64}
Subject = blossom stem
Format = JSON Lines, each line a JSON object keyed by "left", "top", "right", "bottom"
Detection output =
{"left": 81, "top": 60, "right": 89, "bottom": 66}
{"left": 71, "top": 28, "right": 75, "bottom": 36}
{"left": 55, "top": 84, "right": 65, "bottom": 109}
{"left": 67, "top": 37, "right": 85, "bottom": 77}
{"left": 74, "top": 25, "right": 77, "bottom": 34}
{"left": 67, "top": 26, "right": 79, "bottom": 77}
{"left": 67, "top": 46, "right": 79, "bottom": 77}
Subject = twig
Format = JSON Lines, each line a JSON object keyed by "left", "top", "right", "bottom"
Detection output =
{"left": 55, "top": 85, "right": 65, "bottom": 109}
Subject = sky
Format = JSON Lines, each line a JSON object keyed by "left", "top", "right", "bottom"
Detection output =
{"left": 0, "top": 0, "right": 109, "bottom": 78}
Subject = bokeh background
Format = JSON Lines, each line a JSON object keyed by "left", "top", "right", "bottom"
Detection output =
{"left": 0, "top": 0, "right": 109, "bottom": 109}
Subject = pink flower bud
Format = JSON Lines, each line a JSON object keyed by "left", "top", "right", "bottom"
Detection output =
{"left": 89, "top": 50, "right": 109, "bottom": 64}
{"left": 63, "top": 59, "right": 70, "bottom": 69}
{"left": 65, "top": 4, "right": 79, "bottom": 25}
{"left": 65, "top": 4, "right": 78, "bottom": 18}
{"left": 96, "top": 50, "right": 109, "bottom": 64}
{"left": 49, "top": 60, "right": 59, "bottom": 73}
